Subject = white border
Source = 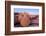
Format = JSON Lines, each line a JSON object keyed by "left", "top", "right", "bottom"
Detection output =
{"left": 11, "top": 5, "right": 42, "bottom": 31}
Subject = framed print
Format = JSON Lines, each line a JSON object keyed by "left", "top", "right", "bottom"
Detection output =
{"left": 5, "top": 1, "right": 45, "bottom": 35}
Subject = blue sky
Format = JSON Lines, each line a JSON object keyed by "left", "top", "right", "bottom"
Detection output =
{"left": 14, "top": 8, "right": 39, "bottom": 15}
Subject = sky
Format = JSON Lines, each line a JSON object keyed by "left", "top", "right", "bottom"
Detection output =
{"left": 14, "top": 8, "right": 39, "bottom": 15}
